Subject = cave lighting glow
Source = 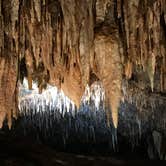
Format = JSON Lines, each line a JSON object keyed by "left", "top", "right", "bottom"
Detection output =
{"left": 19, "top": 78, "right": 105, "bottom": 114}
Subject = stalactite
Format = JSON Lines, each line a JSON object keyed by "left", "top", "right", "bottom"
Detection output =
{"left": 125, "top": 60, "right": 133, "bottom": 79}
{"left": 94, "top": 33, "right": 122, "bottom": 128}
{"left": 147, "top": 53, "right": 156, "bottom": 92}
{"left": 0, "top": 0, "right": 166, "bottom": 129}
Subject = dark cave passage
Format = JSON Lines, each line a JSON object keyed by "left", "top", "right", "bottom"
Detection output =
{"left": 1, "top": 80, "right": 166, "bottom": 164}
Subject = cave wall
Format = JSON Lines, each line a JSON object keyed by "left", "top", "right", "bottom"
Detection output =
{"left": 0, "top": 0, "right": 166, "bottom": 128}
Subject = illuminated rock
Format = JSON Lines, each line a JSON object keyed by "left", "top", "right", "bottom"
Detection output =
{"left": 0, "top": 0, "right": 166, "bottom": 129}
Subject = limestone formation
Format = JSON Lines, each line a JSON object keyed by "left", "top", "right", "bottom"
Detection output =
{"left": 0, "top": 0, "right": 166, "bottom": 128}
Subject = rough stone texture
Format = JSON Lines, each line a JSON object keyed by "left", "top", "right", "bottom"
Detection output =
{"left": 0, "top": 0, "right": 166, "bottom": 128}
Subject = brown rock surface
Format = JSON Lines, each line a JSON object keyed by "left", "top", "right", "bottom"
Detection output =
{"left": 0, "top": 0, "right": 166, "bottom": 128}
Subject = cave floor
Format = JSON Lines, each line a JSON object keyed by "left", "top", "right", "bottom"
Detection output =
{"left": 0, "top": 131, "right": 161, "bottom": 166}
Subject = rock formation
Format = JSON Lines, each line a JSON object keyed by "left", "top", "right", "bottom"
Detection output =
{"left": 0, "top": 0, "right": 166, "bottom": 128}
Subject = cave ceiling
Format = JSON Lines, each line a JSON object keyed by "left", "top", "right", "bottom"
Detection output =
{"left": 0, "top": 0, "right": 166, "bottom": 128}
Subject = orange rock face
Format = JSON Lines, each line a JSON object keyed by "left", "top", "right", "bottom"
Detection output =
{"left": 0, "top": 0, "right": 166, "bottom": 128}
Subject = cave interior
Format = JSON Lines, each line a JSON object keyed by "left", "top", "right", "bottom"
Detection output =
{"left": 0, "top": 0, "right": 166, "bottom": 164}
